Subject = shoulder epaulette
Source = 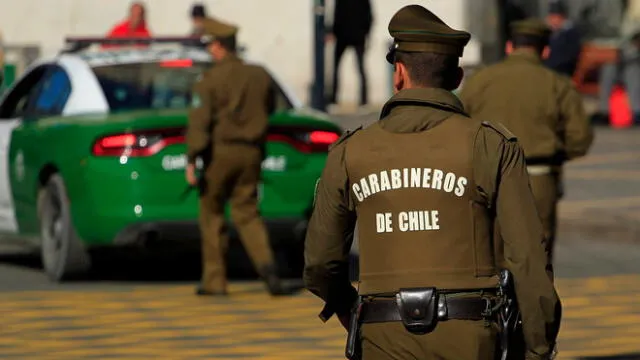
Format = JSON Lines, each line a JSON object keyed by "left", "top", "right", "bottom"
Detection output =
{"left": 329, "top": 125, "right": 362, "bottom": 151}
{"left": 481, "top": 121, "right": 517, "bottom": 141}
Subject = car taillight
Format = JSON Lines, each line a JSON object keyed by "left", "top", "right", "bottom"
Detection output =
{"left": 92, "top": 128, "right": 185, "bottom": 157}
{"left": 160, "top": 59, "right": 194, "bottom": 68}
{"left": 309, "top": 130, "right": 340, "bottom": 145}
{"left": 267, "top": 127, "right": 341, "bottom": 153}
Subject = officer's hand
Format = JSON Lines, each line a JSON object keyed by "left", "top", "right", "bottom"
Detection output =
{"left": 338, "top": 313, "right": 351, "bottom": 331}
{"left": 185, "top": 163, "right": 198, "bottom": 186}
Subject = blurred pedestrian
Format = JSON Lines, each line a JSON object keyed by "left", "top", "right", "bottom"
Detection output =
{"left": 544, "top": 0, "right": 582, "bottom": 77}
{"left": 103, "top": 2, "right": 151, "bottom": 49}
{"left": 327, "top": 0, "right": 372, "bottom": 108}
{"left": 460, "top": 19, "right": 593, "bottom": 264}
{"left": 186, "top": 18, "right": 293, "bottom": 297}
{"left": 590, "top": 24, "right": 640, "bottom": 125}
{"left": 106, "top": 2, "right": 151, "bottom": 38}
{"left": 190, "top": 3, "right": 208, "bottom": 36}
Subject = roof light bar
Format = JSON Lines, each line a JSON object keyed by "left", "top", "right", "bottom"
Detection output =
{"left": 61, "top": 36, "right": 206, "bottom": 54}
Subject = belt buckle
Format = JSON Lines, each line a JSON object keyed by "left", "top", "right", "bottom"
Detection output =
{"left": 437, "top": 296, "right": 447, "bottom": 320}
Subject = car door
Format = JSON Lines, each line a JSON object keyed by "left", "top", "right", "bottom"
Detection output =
{"left": 0, "top": 65, "right": 50, "bottom": 233}
{"left": 9, "top": 65, "right": 72, "bottom": 235}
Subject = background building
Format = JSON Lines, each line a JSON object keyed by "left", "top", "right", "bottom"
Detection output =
{"left": 0, "top": 0, "right": 634, "bottom": 106}
{"left": 0, "top": 0, "right": 482, "bottom": 106}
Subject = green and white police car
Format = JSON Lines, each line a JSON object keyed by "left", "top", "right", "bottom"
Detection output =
{"left": 0, "top": 38, "right": 342, "bottom": 281}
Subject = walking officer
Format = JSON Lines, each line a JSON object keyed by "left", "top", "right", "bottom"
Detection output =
{"left": 304, "top": 5, "right": 561, "bottom": 360}
{"left": 459, "top": 19, "right": 593, "bottom": 263}
{"left": 186, "top": 18, "right": 291, "bottom": 296}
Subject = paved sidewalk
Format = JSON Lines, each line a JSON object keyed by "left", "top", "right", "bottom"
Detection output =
{"left": 0, "top": 276, "right": 638, "bottom": 359}
{"left": 559, "top": 128, "right": 640, "bottom": 242}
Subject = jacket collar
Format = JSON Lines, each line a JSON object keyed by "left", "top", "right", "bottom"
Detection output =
{"left": 379, "top": 87, "right": 467, "bottom": 120}
{"left": 217, "top": 53, "right": 242, "bottom": 65}
{"left": 506, "top": 49, "right": 543, "bottom": 65}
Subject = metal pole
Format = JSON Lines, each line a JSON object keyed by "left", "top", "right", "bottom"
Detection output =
{"left": 497, "top": 0, "right": 509, "bottom": 61}
{"left": 311, "top": 0, "right": 326, "bottom": 112}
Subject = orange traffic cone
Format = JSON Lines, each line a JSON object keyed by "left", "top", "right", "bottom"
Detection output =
{"left": 609, "top": 86, "right": 633, "bottom": 128}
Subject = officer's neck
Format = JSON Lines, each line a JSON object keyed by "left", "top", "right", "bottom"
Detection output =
{"left": 510, "top": 47, "right": 542, "bottom": 58}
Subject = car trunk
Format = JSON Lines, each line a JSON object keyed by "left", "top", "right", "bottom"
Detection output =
{"left": 84, "top": 108, "right": 341, "bottom": 220}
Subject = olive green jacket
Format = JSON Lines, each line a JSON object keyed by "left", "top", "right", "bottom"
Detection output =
{"left": 304, "top": 88, "right": 561, "bottom": 359}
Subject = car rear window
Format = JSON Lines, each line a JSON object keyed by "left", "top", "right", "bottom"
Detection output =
{"left": 92, "top": 61, "right": 295, "bottom": 113}
{"left": 92, "top": 61, "right": 210, "bottom": 112}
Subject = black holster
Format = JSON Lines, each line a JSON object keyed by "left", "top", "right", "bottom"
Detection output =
{"left": 345, "top": 297, "right": 363, "bottom": 360}
{"left": 497, "top": 269, "right": 525, "bottom": 360}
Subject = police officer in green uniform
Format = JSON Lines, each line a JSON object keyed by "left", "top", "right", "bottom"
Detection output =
{"left": 186, "top": 18, "right": 291, "bottom": 296}
{"left": 460, "top": 19, "right": 593, "bottom": 263}
{"left": 304, "top": 5, "right": 561, "bottom": 360}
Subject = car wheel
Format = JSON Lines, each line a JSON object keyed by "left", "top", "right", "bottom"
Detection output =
{"left": 38, "top": 174, "right": 91, "bottom": 281}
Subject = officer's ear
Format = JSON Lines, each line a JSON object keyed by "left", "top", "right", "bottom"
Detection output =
{"left": 443, "top": 66, "right": 464, "bottom": 92}
{"left": 393, "top": 61, "right": 408, "bottom": 94}
{"left": 208, "top": 41, "right": 225, "bottom": 60}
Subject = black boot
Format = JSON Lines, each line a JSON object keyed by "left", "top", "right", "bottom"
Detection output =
{"left": 195, "top": 286, "right": 228, "bottom": 296}
{"left": 260, "top": 265, "right": 294, "bottom": 296}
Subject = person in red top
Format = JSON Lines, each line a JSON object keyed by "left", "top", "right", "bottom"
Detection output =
{"left": 103, "top": 2, "right": 151, "bottom": 48}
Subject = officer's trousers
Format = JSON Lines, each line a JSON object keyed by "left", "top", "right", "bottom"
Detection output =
{"left": 528, "top": 172, "right": 560, "bottom": 263}
{"left": 198, "top": 144, "right": 276, "bottom": 292}
{"left": 361, "top": 320, "right": 499, "bottom": 360}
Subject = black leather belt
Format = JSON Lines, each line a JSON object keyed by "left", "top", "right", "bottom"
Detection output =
{"left": 222, "top": 139, "right": 261, "bottom": 147}
{"left": 361, "top": 296, "right": 491, "bottom": 323}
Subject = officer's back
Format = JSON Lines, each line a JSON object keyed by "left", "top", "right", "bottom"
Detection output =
{"left": 463, "top": 53, "right": 565, "bottom": 159}
{"left": 204, "top": 53, "right": 272, "bottom": 147}
{"left": 186, "top": 17, "right": 289, "bottom": 297}
{"left": 460, "top": 19, "right": 592, "bottom": 264}
{"left": 347, "top": 101, "right": 499, "bottom": 294}
{"left": 460, "top": 19, "right": 592, "bottom": 162}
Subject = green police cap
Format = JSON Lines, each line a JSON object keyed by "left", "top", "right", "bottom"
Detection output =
{"left": 510, "top": 18, "right": 552, "bottom": 40}
{"left": 200, "top": 17, "right": 238, "bottom": 43}
{"left": 386, "top": 5, "right": 471, "bottom": 64}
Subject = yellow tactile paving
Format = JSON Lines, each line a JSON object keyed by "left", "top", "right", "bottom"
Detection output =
{"left": 0, "top": 276, "right": 639, "bottom": 359}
